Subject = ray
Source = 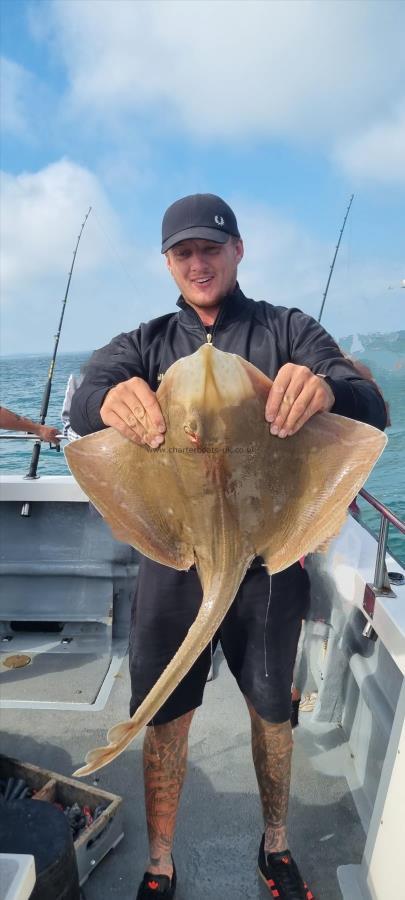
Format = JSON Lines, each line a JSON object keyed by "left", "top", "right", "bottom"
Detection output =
{"left": 65, "top": 345, "right": 386, "bottom": 776}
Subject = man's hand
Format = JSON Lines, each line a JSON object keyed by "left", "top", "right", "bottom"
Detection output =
{"left": 100, "top": 377, "right": 166, "bottom": 447}
{"left": 265, "top": 364, "right": 335, "bottom": 437}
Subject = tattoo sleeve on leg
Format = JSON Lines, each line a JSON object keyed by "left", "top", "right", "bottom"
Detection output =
{"left": 247, "top": 699, "right": 293, "bottom": 854}
{"left": 144, "top": 710, "right": 194, "bottom": 876}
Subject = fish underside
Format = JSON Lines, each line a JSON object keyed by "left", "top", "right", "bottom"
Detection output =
{"left": 65, "top": 345, "right": 386, "bottom": 776}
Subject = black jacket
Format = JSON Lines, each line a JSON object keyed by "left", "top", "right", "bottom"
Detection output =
{"left": 70, "top": 285, "right": 387, "bottom": 435}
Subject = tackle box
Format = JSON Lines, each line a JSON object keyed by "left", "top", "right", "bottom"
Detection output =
{"left": 0, "top": 755, "right": 124, "bottom": 886}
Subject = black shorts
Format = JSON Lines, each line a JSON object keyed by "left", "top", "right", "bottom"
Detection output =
{"left": 129, "top": 558, "right": 310, "bottom": 725}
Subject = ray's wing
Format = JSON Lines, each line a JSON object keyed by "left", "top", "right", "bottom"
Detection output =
{"left": 208, "top": 354, "right": 387, "bottom": 574}
{"left": 65, "top": 428, "right": 194, "bottom": 570}
{"left": 255, "top": 413, "right": 387, "bottom": 573}
{"left": 223, "top": 355, "right": 387, "bottom": 573}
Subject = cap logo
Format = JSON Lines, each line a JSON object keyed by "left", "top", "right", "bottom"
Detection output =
{"left": 214, "top": 215, "right": 225, "bottom": 226}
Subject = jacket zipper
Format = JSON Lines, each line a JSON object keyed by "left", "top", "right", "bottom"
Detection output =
{"left": 184, "top": 295, "right": 229, "bottom": 346}
{"left": 205, "top": 298, "right": 229, "bottom": 346}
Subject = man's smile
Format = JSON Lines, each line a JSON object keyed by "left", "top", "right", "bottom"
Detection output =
{"left": 189, "top": 275, "right": 217, "bottom": 293}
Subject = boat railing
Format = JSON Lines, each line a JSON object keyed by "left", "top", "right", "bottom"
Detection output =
{"left": 0, "top": 433, "right": 64, "bottom": 441}
{"left": 359, "top": 488, "right": 405, "bottom": 587}
{"left": 358, "top": 488, "right": 405, "bottom": 629}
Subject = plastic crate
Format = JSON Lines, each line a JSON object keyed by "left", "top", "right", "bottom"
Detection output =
{"left": 0, "top": 755, "right": 124, "bottom": 886}
{"left": 0, "top": 853, "right": 36, "bottom": 900}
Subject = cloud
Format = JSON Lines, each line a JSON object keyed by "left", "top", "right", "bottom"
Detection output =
{"left": 334, "top": 103, "right": 405, "bottom": 185}
{"left": 238, "top": 202, "right": 326, "bottom": 313}
{"left": 1, "top": 159, "right": 121, "bottom": 299}
{"left": 2, "top": 171, "right": 402, "bottom": 355}
{"left": 1, "top": 56, "right": 35, "bottom": 137}
{"left": 35, "top": 0, "right": 405, "bottom": 154}
{"left": 0, "top": 159, "right": 136, "bottom": 354}
{"left": 0, "top": 157, "right": 178, "bottom": 356}
{"left": 236, "top": 198, "right": 404, "bottom": 338}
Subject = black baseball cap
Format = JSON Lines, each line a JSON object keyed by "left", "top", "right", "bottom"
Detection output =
{"left": 161, "top": 193, "right": 240, "bottom": 253}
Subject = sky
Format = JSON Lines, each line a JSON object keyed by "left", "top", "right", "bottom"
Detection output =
{"left": 1, "top": 0, "right": 404, "bottom": 355}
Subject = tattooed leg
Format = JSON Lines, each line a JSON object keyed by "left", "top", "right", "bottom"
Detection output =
{"left": 143, "top": 709, "right": 195, "bottom": 877}
{"left": 246, "top": 698, "right": 293, "bottom": 854}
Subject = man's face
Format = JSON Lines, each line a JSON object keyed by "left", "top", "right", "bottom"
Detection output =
{"left": 166, "top": 237, "right": 244, "bottom": 314}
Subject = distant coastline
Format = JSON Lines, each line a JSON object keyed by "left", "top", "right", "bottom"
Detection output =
{"left": 1, "top": 350, "right": 92, "bottom": 359}
{"left": 2, "top": 329, "right": 405, "bottom": 362}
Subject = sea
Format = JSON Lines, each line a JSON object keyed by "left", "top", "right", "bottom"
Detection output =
{"left": 1, "top": 351, "right": 404, "bottom": 566}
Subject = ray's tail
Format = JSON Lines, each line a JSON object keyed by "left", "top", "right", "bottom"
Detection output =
{"left": 73, "top": 552, "right": 252, "bottom": 776}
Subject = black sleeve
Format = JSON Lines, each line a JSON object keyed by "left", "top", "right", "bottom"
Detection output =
{"left": 288, "top": 310, "right": 387, "bottom": 430}
{"left": 69, "top": 330, "right": 145, "bottom": 435}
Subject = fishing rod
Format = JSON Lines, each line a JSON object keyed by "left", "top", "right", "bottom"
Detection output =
{"left": 317, "top": 194, "right": 354, "bottom": 324}
{"left": 24, "top": 206, "right": 92, "bottom": 483}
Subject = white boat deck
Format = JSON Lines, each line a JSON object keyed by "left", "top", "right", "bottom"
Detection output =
{"left": 1, "top": 476, "right": 404, "bottom": 899}
{"left": 1, "top": 647, "right": 364, "bottom": 900}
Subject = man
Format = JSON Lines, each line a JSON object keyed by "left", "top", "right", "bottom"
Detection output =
{"left": 0, "top": 405, "right": 60, "bottom": 443}
{"left": 70, "top": 194, "right": 386, "bottom": 899}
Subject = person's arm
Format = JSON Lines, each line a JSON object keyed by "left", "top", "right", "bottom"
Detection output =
{"left": 70, "top": 331, "right": 144, "bottom": 435}
{"left": 69, "top": 330, "right": 166, "bottom": 446}
{"left": 265, "top": 310, "right": 387, "bottom": 437}
{"left": 0, "top": 406, "right": 60, "bottom": 443}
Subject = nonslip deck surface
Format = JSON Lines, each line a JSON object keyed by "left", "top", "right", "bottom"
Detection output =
{"left": 1, "top": 648, "right": 363, "bottom": 899}
{"left": 0, "top": 652, "right": 111, "bottom": 704}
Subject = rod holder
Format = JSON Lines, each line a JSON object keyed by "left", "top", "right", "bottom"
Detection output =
{"left": 362, "top": 621, "right": 378, "bottom": 641}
